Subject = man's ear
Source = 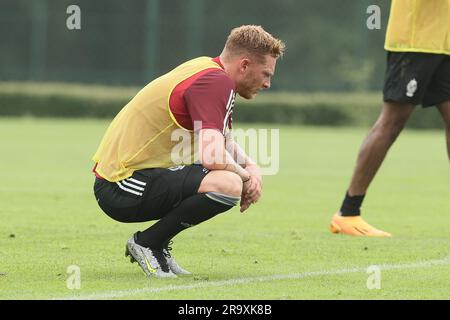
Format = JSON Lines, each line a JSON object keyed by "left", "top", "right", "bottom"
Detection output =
{"left": 239, "top": 58, "right": 251, "bottom": 73}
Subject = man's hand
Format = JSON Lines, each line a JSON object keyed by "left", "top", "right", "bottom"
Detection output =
{"left": 240, "top": 185, "right": 253, "bottom": 213}
{"left": 244, "top": 164, "right": 262, "bottom": 203}
{"left": 240, "top": 165, "right": 262, "bottom": 213}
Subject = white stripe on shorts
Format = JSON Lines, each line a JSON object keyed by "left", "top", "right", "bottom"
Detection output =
{"left": 121, "top": 180, "right": 145, "bottom": 191}
{"left": 126, "top": 178, "right": 147, "bottom": 186}
{"left": 116, "top": 181, "right": 143, "bottom": 196}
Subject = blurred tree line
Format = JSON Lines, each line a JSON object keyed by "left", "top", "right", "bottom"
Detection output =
{"left": 0, "top": 0, "right": 391, "bottom": 91}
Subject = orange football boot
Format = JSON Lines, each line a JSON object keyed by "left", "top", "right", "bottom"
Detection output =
{"left": 330, "top": 213, "right": 392, "bottom": 237}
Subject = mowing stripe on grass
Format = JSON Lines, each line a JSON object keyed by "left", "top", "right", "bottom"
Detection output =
{"left": 55, "top": 256, "right": 450, "bottom": 300}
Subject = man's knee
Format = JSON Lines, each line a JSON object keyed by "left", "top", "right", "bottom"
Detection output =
{"left": 376, "top": 102, "right": 413, "bottom": 138}
{"left": 438, "top": 102, "right": 450, "bottom": 130}
{"left": 215, "top": 171, "right": 243, "bottom": 196}
{"left": 199, "top": 170, "right": 243, "bottom": 197}
{"left": 375, "top": 113, "right": 409, "bottom": 141}
{"left": 379, "top": 118, "right": 407, "bottom": 139}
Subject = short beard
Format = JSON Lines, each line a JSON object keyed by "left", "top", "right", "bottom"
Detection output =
{"left": 238, "top": 91, "right": 255, "bottom": 100}
{"left": 237, "top": 84, "right": 255, "bottom": 100}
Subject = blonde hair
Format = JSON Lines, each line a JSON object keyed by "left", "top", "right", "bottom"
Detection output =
{"left": 223, "top": 25, "right": 285, "bottom": 61}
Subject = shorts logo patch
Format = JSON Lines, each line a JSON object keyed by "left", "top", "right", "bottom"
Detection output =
{"left": 202, "top": 168, "right": 210, "bottom": 174}
{"left": 406, "top": 78, "right": 418, "bottom": 98}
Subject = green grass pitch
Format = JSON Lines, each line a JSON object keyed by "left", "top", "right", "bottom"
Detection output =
{"left": 0, "top": 117, "right": 449, "bottom": 299}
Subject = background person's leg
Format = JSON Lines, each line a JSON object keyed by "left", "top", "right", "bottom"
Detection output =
{"left": 437, "top": 101, "right": 450, "bottom": 160}
{"left": 332, "top": 53, "right": 447, "bottom": 237}
{"left": 347, "top": 101, "right": 414, "bottom": 198}
{"left": 330, "top": 102, "right": 414, "bottom": 237}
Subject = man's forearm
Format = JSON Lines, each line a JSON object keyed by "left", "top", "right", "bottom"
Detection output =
{"left": 207, "top": 150, "right": 250, "bottom": 182}
{"left": 198, "top": 129, "right": 251, "bottom": 181}
{"left": 224, "top": 152, "right": 251, "bottom": 181}
{"left": 225, "top": 137, "right": 256, "bottom": 168}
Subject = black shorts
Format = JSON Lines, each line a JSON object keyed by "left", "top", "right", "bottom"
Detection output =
{"left": 93, "top": 164, "right": 210, "bottom": 223}
{"left": 383, "top": 52, "right": 450, "bottom": 107}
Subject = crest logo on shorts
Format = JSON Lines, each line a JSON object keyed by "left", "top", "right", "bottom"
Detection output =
{"left": 406, "top": 78, "right": 418, "bottom": 98}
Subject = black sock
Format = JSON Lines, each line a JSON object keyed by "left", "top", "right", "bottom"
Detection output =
{"left": 340, "top": 192, "right": 365, "bottom": 217}
{"left": 135, "top": 193, "right": 233, "bottom": 249}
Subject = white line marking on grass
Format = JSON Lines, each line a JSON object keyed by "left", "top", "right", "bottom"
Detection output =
{"left": 55, "top": 256, "right": 450, "bottom": 300}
